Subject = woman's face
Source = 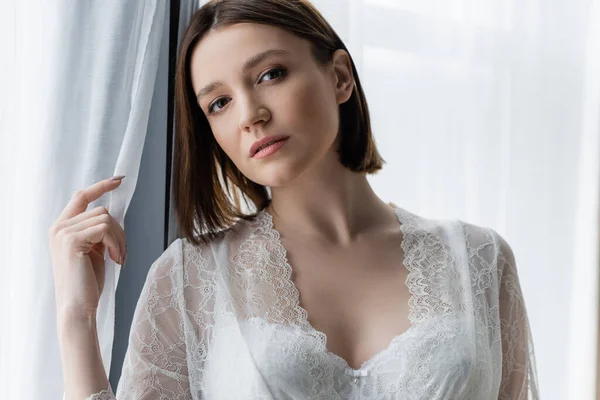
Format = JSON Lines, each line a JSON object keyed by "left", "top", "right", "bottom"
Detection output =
{"left": 190, "top": 23, "right": 353, "bottom": 187}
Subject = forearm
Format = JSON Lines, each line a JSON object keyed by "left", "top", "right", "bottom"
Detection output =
{"left": 58, "top": 313, "right": 110, "bottom": 400}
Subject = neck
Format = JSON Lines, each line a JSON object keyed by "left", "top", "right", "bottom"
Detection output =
{"left": 266, "top": 151, "right": 397, "bottom": 245}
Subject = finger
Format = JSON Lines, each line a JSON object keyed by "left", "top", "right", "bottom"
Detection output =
{"left": 67, "top": 213, "right": 126, "bottom": 261}
{"left": 57, "top": 206, "right": 108, "bottom": 229}
{"left": 63, "top": 207, "right": 126, "bottom": 255}
{"left": 51, "top": 207, "right": 127, "bottom": 263}
{"left": 57, "top": 176, "right": 125, "bottom": 223}
{"left": 74, "top": 223, "right": 123, "bottom": 265}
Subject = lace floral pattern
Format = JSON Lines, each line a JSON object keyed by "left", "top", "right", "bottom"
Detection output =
{"left": 85, "top": 386, "right": 114, "bottom": 400}
{"left": 85, "top": 204, "right": 538, "bottom": 399}
{"left": 229, "top": 206, "right": 470, "bottom": 399}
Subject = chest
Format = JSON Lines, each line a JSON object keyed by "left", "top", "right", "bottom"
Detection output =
{"left": 281, "top": 232, "right": 412, "bottom": 370}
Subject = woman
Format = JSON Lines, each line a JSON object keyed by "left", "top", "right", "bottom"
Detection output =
{"left": 49, "top": 0, "right": 539, "bottom": 399}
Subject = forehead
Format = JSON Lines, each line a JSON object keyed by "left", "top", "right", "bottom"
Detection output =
{"left": 190, "top": 23, "right": 311, "bottom": 87}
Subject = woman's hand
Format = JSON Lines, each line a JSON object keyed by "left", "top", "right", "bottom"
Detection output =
{"left": 49, "top": 176, "right": 127, "bottom": 320}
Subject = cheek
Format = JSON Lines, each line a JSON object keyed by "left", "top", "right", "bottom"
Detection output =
{"left": 279, "top": 76, "right": 338, "bottom": 140}
{"left": 210, "top": 124, "right": 243, "bottom": 166}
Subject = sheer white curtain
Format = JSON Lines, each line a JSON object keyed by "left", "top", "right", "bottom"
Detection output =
{"left": 0, "top": 1, "right": 167, "bottom": 398}
{"left": 311, "top": 0, "right": 600, "bottom": 399}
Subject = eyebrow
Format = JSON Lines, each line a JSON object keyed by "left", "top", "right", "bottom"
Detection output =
{"left": 195, "top": 49, "right": 290, "bottom": 102}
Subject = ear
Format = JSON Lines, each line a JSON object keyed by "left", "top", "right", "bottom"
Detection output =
{"left": 331, "top": 49, "right": 354, "bottom": 105}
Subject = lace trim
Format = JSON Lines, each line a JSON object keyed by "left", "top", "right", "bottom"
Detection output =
{"left": 400, "top": 209, "right": 456, "bottom": 324}
{"left": 226, "top": 204, "right": 466, "bottom": 398}
{"left": 230, "top": 214, "right": 307, "bottom": 324}
{"left": 260, "top": 206, "right": 412, "bottom": 371}
{"left": 85, "top": 385, "right": 114, "bottom": 400}
{"left": 239, "top": 205, "right": 456, "bottom": 374}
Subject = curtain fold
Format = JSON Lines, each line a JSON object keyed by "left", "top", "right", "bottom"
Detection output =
{"left": 0, "top": 1, "right": 167, "bottom": 398}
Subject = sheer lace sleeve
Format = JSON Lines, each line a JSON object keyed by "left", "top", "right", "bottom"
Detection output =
{"left": 85, "top": 238, "right": 191, "bottom": 400}
{"left": 494, "top": 231, "right": 539, "bottom": 400}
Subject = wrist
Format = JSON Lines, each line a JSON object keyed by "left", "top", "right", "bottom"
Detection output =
{"left": 56, "top": 310, "right": 108, "bottom": 400}
{"left": 57, "top": 309, "right": 97, "bottom": 340}
{"left": 57, "top": 302, "right": 97, "bottom": 323}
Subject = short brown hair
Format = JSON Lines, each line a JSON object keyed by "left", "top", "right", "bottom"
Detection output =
{"left": 173, "top": 0, "right": 385, "bottom": 246}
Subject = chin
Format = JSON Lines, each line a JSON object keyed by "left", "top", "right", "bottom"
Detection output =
{"left": 247, "top": 159, "right": 308, "bottom": 188}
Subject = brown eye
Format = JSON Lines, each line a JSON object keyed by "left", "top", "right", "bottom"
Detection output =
{"left": 259, "top": 68, "right": 287, "bottom": 83}
{"left": 208, "top": 97, "right": 230, "bottom": 114}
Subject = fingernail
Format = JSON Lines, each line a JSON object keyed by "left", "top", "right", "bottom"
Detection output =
{"left": 110, "top": 175, "right": 126, "bottom": 181}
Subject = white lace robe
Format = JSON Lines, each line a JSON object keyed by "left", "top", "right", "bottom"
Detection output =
{"left": 87, "top": 204, "right": 539, "bottom": 399}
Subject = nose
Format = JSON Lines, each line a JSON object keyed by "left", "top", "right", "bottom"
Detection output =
{"left": 238, "top": 95, "right": 270, "bottom": 132}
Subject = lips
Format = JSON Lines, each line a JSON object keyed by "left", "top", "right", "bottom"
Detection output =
{"left": 250, "top": 135, "right": 290, "bottom": 157}
{"left": 256, "top": 139, "right": 284, "bottom": 153}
